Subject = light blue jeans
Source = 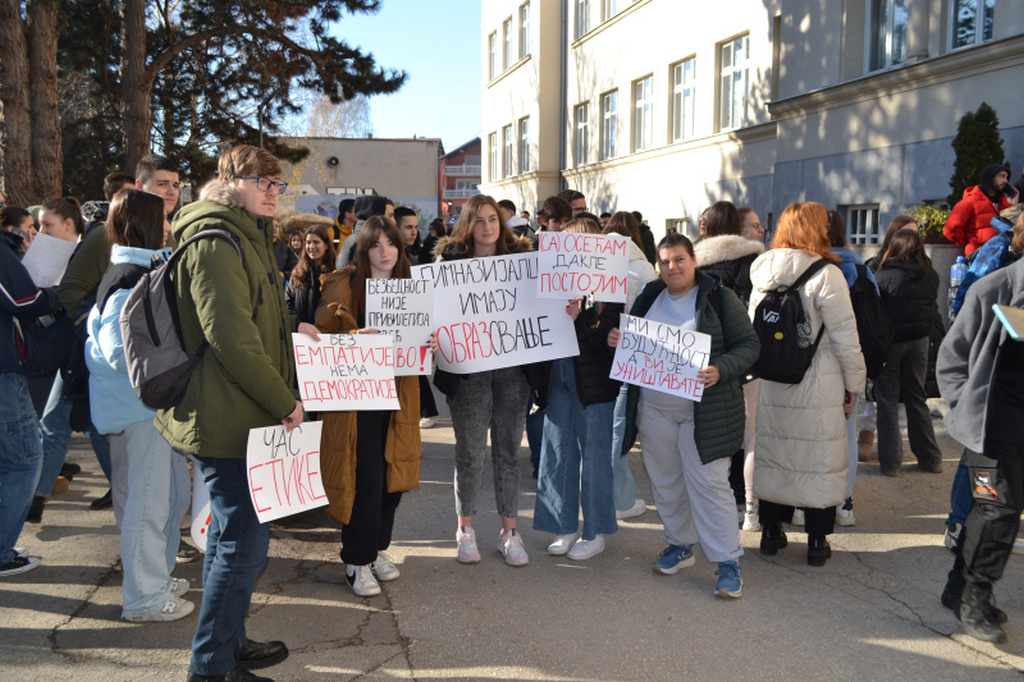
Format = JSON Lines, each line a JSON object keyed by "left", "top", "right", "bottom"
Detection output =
{"left": 534, "top": 359, "right": 617, "bottom": 541}
{"left": 0, "top": 373, "right": 44, "bottom": 566}
{"left": 610, "top": 384, "right": 636, "bottom": 511}
{"left": 113, "top": 420, "right": 191, "bottom": 618}
{"left": 36, "top": 372, "right": 111, "bottom": 498}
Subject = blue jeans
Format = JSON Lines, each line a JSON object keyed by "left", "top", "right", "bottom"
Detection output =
{"left": 0, "top": 373, "right": 44, "bottom": 566}
{"left": 190, "top": 456, "right": 271, "bottom": 677}
{"left": 115, "top": 420, "right": 191, "bottom": 618}
{"left": 946, "top": 454, "right": 973, "bottom": 526}
{"left": 610, "top": 384, "right": 637, "bottom": 511}
{"left": 534, "top": 359, "right": 617, "bottom": 541}
{"left": 36, "top": 372, "right": 111, "bottom": 498}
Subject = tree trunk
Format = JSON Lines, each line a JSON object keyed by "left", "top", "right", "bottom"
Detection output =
{"left": 0, "top": 0, "right": 36, "bottom": 206}
{"left": 121, "top": 0, "right": 153, "bottom": 173}
{"left": 27, "top": 0, "right": 61, "bottom": 202}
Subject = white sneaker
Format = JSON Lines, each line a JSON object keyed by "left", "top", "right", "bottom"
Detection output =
{"left": 126, "top": 596, "right": 194, "bottom": 622}
{"left": 1014, "top": 538, "right": 1024, "bottom": 555}
{"left": 547, "top": 531, "right": 581, "bottom": 555}
{"left": 456, "top": 526, "right": 481, "bottom": 563}
{"left": 372, "top": 551, "right": 400, "bottom": 581}
{"left": 498, "top": 529, "right": 529, "bottom": 566}
{"left": 836, "top": 497, "right": 855, "bottom": 527}
{"left": 0, "top": 555, "right": 40, "bottom": 577}
{"left": 419, "top": 416, "right": 437, "bottom": 428}
{"left": 567, "top": 535, "right": 605, "bottom": 560}
{"left": 169, "top": 578, "right": 190, "bottom": 595}
{"left": 742, "top": 500, "right": 761, "bottom": 532}
{"left": 345, "top": 564, "right": 381, "bottom": 597}
{"left": 792, "top": 508, "right": 805, "bottom": 527}
{"left": 616, "top": 498, "right": 647, "bottom": 520}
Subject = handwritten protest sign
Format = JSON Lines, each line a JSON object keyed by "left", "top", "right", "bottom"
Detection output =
{"left": 412, "top": 253, "right": 579, "bottom": 373}
{"left": 293, "top": 333, "right": 400, "bottom": 411}
{"left": 189, "top": 460, "right": 211, "bottom": 551}
{"left": 610, "top": 314, "right": 712, "bottom": 402}
{"left": 20, "top": 232, "right": 79, "bottom": 287}
{"left": 246, "top": 421, "right": 328, "bottom": 523}
{"left": 365, "top": 278, "right": 434, "bottom": 376}
{"left": 537, "top": 232, "right": 630, "bottom": 303}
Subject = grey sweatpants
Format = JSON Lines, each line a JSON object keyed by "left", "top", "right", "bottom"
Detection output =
{"left": 447, "top": 367, "right": 530, "bottom": 518}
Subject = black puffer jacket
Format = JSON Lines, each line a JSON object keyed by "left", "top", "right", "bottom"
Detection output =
{"left": 874, "top": 257, "right": 939, "bottom": 342}
{"left": 285, "top": 266, "right": 326, "bottom": 325}
{"left": 693, "top": 235, "right": 764, "bottom": 306}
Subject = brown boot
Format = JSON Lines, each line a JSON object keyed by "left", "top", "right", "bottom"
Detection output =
{"left": 857, "top": 430, "right": 874, "bottom": 462}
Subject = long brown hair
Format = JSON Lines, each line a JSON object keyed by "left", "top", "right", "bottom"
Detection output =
{"left": 347, "top": 216, "right": 411, "bottom": 318}
{"left": 772, "top": 202, "right": 840, "bottom": 263}
{"left": 703, "top": 200, "right": 740, "bottom": 238}
{"left": 289, "top": 224, "right": 337, "bottom": 290}
{"left": 881, "top": 229, "right": 930, "bottom": 267}
{"left": 873, "top": 214, "right": 916, "bottom": 262}
{"left": 106, "top": 189, "right": 165, "bottom": 249}
{"left": 602, "top": 211, "right": 643, "bottom": 249}
{"left": 448, "top": 194, "right": 524, "bottom": 257}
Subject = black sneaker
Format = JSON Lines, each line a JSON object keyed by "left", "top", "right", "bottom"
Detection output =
{"left": 60, "top": 462, "right": 81, "bottom": 480}
{"left": 187, "top": 669, "right": 275, "bottom": 682}
{"left": 25, "top": 495, "right": 45, "bottom": 524}
{"left": 90, "top": 489, "right": 113, "bottom": 510}
{"left": 0, "top": 555, "right": 41, "bottom": 577}
{"left": 176, "top": 539, "right": 201, "bottom": 564}
{"left": 234, "top": 640, "right": 288, "bottom": 670}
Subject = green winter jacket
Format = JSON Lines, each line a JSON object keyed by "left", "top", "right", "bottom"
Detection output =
{"left": 154, "top": 181, "right": 298, "bottom": 458}
{"left": 621, "top": 270, "right": 759, "bottom": 464}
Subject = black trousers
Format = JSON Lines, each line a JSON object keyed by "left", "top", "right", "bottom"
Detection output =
{"left": 419, "top": 374, "right": 438, "bottom": 419}
{"left": 759, "top": 499, "right": 836, "bottom": 537}
{"left": 949, "top": 443, "right": 1024, "bottom": 592}
{"left": 340, "top": 410, "right": 404, "bottom": 566}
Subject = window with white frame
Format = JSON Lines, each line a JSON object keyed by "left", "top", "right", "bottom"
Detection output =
{"left": 719, "top": 35, "right": 750, "bottom": 131}
{"left": 574, "top": 104, "right": 590, "bottom": 166}
{"left": 503, "top": 17, "right": 513, "bottom": 70}
{"left": 951, "top": 0, "right": 995, "bottom": 49}
{"left": 602, "top": 0, "right": 617, "bottom": 21}
{"left": 575, "top": 0, "right": 589, "bottom": 39}
{"left": 488, "top": 32, "right": 497, "bottom": 80}
{"left": 502, "top": 125, "right": 514, "bottom": 177}
{"left": 844, "top": 204, "right": 882, "bottom": 245}
{"left": 868, "top": 0, "right": 908, "bottom": 71}
{"left": 518, "top": 117, "right": 530, "bottom": 174}
{"left": 601, "top": 90, "right": 617, "bottom": 160}
{"left": 672, "top": 58, "right": 696, "bottom": 142}
{"left": 519, "top": 3, "right": 531, "bottom": 59}
{"left": 488, "top": 132, "right": 498, "bottom": 182}
{"left": 634, "top": 76, "right": 654, "bottom": 151}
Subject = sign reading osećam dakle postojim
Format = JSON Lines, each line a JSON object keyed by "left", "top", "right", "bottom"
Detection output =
{"left": 364, "top": 278, "right": 435, "bottom": 376}
{"left": 292, "top": 333, "right": 401, "bottom": 410}
{"left": 536, "top": 232, "right": 630, "bottom": 303}
{"left": 411, "top": 253, "right": 580, "bottom": 374}
{"left": 610, "top": 313, "right": 712, "bottom": 402}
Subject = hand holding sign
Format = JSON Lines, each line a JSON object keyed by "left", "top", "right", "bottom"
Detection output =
{"left": 609, "top": 313, "right": 712, "bottom": 402}
{"left": 247, "top": 421, "right": 329, "bottom": 523}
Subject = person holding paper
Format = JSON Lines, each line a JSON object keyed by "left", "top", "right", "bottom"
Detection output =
{"left": 315, "top": 215, "right": 429, "bottom": 597}
{"left": 84, "top": 189, "right": 192, "bottom": 621}
{"left": 286, "top": 224, "right": 336, "bottom": 324}
{"left": 432, "top": 194, "right": 535, "bottom": 567}
{"left": 610, "top": 232, "right": 759, "bottom": 598}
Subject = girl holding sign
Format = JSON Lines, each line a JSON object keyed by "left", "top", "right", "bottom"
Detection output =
{"left": 315, "top": 215, "right": 429, "bottom": 597}
{"left": 610, "top": 232, "right": 760, "bottom": 598}
{"left": 432, "top": 194, "right": 535, "bottom": 567}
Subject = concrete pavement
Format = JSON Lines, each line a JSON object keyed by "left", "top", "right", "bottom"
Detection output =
{"left": 3, "top": 396, "right": 1024, "bottom": 681}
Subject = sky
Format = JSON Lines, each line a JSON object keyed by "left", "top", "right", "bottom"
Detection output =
{"left": 326, "top": 0, "right": 482, "bottom": 153}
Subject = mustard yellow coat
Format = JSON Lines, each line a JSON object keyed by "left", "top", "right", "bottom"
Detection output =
{"left": 314, "top": 269, "right": 422, "bottom": 525}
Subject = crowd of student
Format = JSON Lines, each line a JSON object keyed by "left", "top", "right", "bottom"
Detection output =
{"left": 3, "top": 147, "right": 1024, "bottom": 681}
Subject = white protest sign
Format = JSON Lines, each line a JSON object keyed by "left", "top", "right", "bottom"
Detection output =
{"left": 294, "top": 333, "right": 400, "bottom": 410}
{"left": 365, "top": 278, "right": 434, "bottom": 376}
{"left": 246, "top": 421, "right": 329, "bottom": 524}
{"left": 536, "top": 232, "right": 630, "bottom": 303}
{"left": 20, "top": 232, "right": 79, "bottom": 287}
{"left": 412, "top": 253, "right": 580, "bottom": 374}
{"left": 189, "top": 458, "right": 211, "bottom": 551}
{"left": 610, "top": 313, "right": 712, "bottom": 402}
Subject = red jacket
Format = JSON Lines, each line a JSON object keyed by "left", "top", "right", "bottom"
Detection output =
{"left": 943, "top": 185, "right": 1013, "bottom": 256}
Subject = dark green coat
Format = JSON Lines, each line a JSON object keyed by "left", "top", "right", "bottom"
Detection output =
{"left": 154, "top": 181, "right": 298, "bottom": 459}
{"left": 621, "top": 270, "right": 759, "bottom": 464}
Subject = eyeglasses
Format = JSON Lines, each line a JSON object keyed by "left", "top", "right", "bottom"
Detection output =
{"left": 234, "top": 176, "right": 288, "bottom": 194}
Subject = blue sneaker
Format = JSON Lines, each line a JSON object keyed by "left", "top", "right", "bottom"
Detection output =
{"left": 652, "top": 544, "right": 695, "bottom": 575}
{"left": 715, "top": 561, "right": 742, "bottom": 598}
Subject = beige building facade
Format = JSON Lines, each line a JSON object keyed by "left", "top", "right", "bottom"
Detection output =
{"left": 480, "top": 0, "right": 1024, "bottom": 244}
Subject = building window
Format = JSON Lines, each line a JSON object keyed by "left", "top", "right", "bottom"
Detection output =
{"left": 602, "top": 0, "right": 617, "bottom": 21}
{"left": 951, "top": 0, "right": 995, "bottom": 49}
{"left": 503, "top": 17, "right": 513, "bottom": 70}
{"left": 633, "top": 76, "right": 653, "bottom": 151}
{"left": 519, "top": 3, "right": 531, "bottom": 59}
{"left": 488, "top": 132, "right": 498, "bottom": 182}
{"left": 672, "top": 58, "right": 696, "bottom": 142}
{"left": 601, "top": 90, "right": 617, "bottom": 160}
{"left": 719, "top": 35, "right": 750, "bottom": 131}
{"left": 502, "top": 125, "right": 514, "bottom": 178}
{"left": 575, "top": 0, "right": 589, "bottom": 39}
{"left": 868, "top": 0, "right": 909, "bottom": 71}
{"left": 518, "top": 117, "right": 530, "bottom": 174}
{"left": 667, "top": 218, "right": 694, "bottom": 240}
{"left": 574, "top": 104, "right": 589, "bottom": 166}
{"left": 844, "top": 205, "right": 882, "bottom": 244}
{"left": 488, "top": 32, "right": 497, "bottom": 80}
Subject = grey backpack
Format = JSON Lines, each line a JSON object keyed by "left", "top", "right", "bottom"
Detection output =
{"left": 119, "top": 229, "right": 244, "bottom": 409}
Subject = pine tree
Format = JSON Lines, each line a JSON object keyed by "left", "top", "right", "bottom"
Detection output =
{"left": 948, "top": 102, "right": 1006, "bottom": 206}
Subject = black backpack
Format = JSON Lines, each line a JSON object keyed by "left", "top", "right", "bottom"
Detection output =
{"left": 752, "top": 258, "right": 832, "bottom": 384}
{"left": 848, "top": 264, "right": 892, "bottom": 380}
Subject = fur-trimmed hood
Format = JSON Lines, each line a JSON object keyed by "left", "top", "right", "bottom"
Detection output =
{"left": 694, "top": 234, "right": 764, "bottom": 267}
{"left": 198, "top": 179, "right": 246, "bottom": 210}
{"left": 433, "top": 232, "right": 533, "bottom": 261}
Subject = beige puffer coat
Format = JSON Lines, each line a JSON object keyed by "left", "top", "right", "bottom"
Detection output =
{"left": 748, "top": 249, "right": 866, "bottom": 509}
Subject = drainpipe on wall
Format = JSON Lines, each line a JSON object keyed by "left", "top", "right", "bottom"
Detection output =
{"left": 559, "top": 0, "right": 568, "bottom": 192}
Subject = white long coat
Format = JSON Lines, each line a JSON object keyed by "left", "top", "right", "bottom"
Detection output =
{"left": 748, "top": 249, "right": 867, "bottom": 509}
